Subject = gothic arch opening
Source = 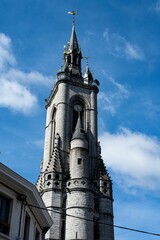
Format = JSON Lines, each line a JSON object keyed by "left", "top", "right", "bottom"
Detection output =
{"left": 50, "top": 107, "right": 56, "bottom": 155}
{"left": 72, "top": 99, "right": 85, "bottom": 132}
{"left": 69, "top": 95, "right": 89, "bottom": 140}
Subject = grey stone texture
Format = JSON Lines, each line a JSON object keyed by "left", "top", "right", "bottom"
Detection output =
{"left": 36, "top": 24, "right": 114, "bottom": 240}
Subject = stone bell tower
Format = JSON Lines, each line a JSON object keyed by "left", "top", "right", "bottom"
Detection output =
{"left": 37, "top": 15, "right": 114, "bottom": 240}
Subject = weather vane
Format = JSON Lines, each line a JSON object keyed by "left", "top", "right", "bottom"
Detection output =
{"left": 68, "top": 11, "right": 78, "bottom": 25}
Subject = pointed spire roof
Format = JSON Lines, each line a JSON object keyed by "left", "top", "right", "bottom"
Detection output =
{"left": 61, "top": 13, "right": 83, "bottom": 77}
{"left": 84, "top": 61, "right": 93, "bottom": 83}
{"left": 44, "top": 144, "right": 63, "bottom": 173}
{"left": 68, "top": 25, "right": 80, "bottom": 52}
{"left": 71, "top": 115, "right": 86, "bottom": 141}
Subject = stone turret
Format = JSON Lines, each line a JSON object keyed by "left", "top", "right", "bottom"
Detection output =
{"left": 65, "top": 116, "right": 94, "bottom": 240}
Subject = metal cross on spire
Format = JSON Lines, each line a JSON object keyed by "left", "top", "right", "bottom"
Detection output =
{"left": 68, "top": 11, "right": 78, "bottom": 26}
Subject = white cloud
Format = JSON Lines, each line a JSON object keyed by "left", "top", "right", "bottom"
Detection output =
{"left": 125, "top": 42, "right": 144, "bottom": 60}
{"left": 2, "top": 68, "right": 53, "bottom": 87}
{"left": 33, "top": 139, "right": 44, "bottom": 148}
{"left": 100, "top": 127, "right": 160, "bottom": 191}
{"left": 0, "top": 32, "right": 53, "bottom": 114}
{"left": 103, "top": 71, "right": 129, "bottom": 96}
{"left": 98, "top": 91, "right": 116, "bottom": 115}
{"left": 0, "top": 33, "right": 16, "bottom": 70}
{"left": 103, "top": 29, "right": 145, "bottom": 60}
{"left": 0, "top": 78, "right": 38, "bottom": 114}
{"left": 152, "top": 0, "right": 160, "bottom": 12}
{"left": 98, "top": 71, "right": 129, "bottom": 115}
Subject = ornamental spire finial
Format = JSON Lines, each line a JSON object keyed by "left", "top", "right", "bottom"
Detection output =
{"left": 68, "top": 11, "right": 78, "bottom": 26}
{"left": 83, "top": 56, "right": 89, "bottom": 65}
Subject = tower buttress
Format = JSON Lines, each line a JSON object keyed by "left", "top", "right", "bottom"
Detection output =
{"left": 37, "top": 17, "right": 114, "bottom": 240}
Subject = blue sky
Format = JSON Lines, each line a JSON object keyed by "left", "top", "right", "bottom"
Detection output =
{"left": 0, "top": 0, "right": 160, "bottom": 239}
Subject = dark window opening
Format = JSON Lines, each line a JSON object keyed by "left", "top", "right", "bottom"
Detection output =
{"left": 103, "top": 181, "right": 107, "bottom": 187}
{"left": 67, "top": 55, "right": 71, "bottom": 64}
{"left": 55, "top": 173, "right": 60, "bottom": 180}
{"left": 35, "top": 228, "right": 40, "bottom": 240}
{"left": 47, "top": 174, "right": 51, "bottom": 180}
{"left": 47, "top": 182, "right": 51, "bottom": 186}
{"left": 94, "top": 222, "right": 99, "bottom": 239}
{"left": 73, "top": 109, "right": 79, "bottom": 131}
{"left": 0, "top": 194, "right": 11, "bottom": 235}
{"left": 78, "top": 158, "right": 82, "bottom": 165}
{"left": 55, "top": 181, "right": 59, "bottom": 187}
{"left": 23, "top": 212, "right": 30, "bottom": 240}
{"left": 52, "top": 108, "right": 56, "bottom": 149}
{"left": 73, "top": 55, "right": 77, "bottom": 64}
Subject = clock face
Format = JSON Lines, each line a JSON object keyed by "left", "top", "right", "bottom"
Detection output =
{"left": 73, "top": 104, "right": 82, "bottom": 112}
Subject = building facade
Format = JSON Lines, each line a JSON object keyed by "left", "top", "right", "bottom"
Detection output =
{"left": 37, "top": 22, "right": 114, "bottom": 240}
{"left": 0, "top": 163, "right": 52, "bottom": 240}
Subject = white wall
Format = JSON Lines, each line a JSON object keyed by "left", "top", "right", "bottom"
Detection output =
{"left": 0, "top": 183, "right": 42, "bottom": 240}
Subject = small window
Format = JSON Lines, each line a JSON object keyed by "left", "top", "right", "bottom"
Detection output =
{"left": 23, "top": 212, "right": 30, "bottom": 240}
{"left": 73, "top": 55, "right": 77, "bottom": 65}
{"left": 94, "top": 222, "right": 99, "bottom": 239}
{"left": 67, "top": 55, "right": 71, "bottom": 64}
{"left": 47, "top": 174, "right": 51, "bottom": 180}
{"left": 103, "top": 182, "right": 107, "bottom": 187}
{"left": 55, "top": 173, "right": 59, "bottom": 180}
{"left": 0, "top": 194, "right": 12, "bottom": 235}
{"left": 78, "top": 158, "right": 82, "bottom": 165}
{"left": 35, "top": 228, "right": 40, "bottom": 240}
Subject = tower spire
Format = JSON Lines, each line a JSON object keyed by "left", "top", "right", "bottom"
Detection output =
{"left": 68, "top": 11, "right": 79, "bottom": 50}
{"left": 62, "top": 11, "right": 82, "bottom": 76}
